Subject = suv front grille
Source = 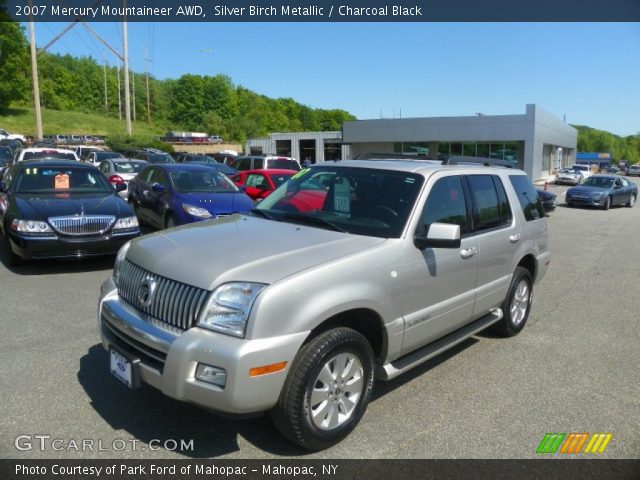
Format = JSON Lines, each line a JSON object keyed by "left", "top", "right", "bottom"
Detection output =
{"left": 49, "top": 215, "right": 115, "bottom": 236}
{"left": 117, "top": 260, "right": 209, "bottom": 330}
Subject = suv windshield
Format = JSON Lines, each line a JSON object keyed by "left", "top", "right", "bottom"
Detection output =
{"left": 148, "top": 154, "right": 175, "bottom": 164}
{"left": 14, "top": 166, "right": 112, "bottom": 194}
{"left": 255, "top": 166, "right": 424, "bottom": 238}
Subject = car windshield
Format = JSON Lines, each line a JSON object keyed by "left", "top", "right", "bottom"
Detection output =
{"left": 96, "top": 151, "right": 124, "bottom": 161}
{"left": 113, "top": 161, "right": 147, "bottom": 173}
{"left": 23, "top": 151, "right": 76, "bottom": 161}
{"left": 582, "top": 177, "right": 614, "bottom": 188}
{"left": 266, "top": 159, "right": 301, "bottom": 171}
{"left": 14, "top": 166, "right": 112, "bottom": 194}
{"left": 573, "top": 165, "right": 588, "bottom": 171}
{"left": 255, "top": 166, "right": 424, "bottom": 238}
{"left": 170, "top": 169, "right": 239, "bottom": 193}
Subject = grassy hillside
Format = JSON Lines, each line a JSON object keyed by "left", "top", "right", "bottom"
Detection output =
{"left": 0, "top": 106, "right": 165, "bottom": 137}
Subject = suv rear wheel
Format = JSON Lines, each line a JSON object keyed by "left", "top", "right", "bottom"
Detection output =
{"left": 492, "top": 267, "right": 533, "bottom": 337}
{"left": 271, "top": 328, "right": 374, "bottom": 451}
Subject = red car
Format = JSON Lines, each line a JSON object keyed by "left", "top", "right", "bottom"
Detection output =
{"left": 232, "top": 169, "right": 297, "bottom": 200}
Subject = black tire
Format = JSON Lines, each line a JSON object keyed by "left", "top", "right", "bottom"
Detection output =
{"left": 271, "top": 328, "right": 375, "bottom": 451}
{"left": 626, "top": 194, "right": 636, "bottom": 208}
{"left": 603, "top": 196, "right": 611, "bottom": 210}
{"left": 491, "top": 267, "right": 533, "bottom": 337}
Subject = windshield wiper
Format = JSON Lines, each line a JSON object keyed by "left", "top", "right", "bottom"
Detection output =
{"left": 250, "top": 208, "right": 276, "bottom": 220}
{"left": 281, "top": 212, "right": 347, "bottom": 232}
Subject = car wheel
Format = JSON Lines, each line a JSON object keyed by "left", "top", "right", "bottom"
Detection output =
{"left": 603, "top": 196, "right": 611, "bottom": 210}
{"left": 491, "top": 267, "right": 533, "bottom": 337}
{"left": 626, "top": 194, "right": 636, "bottom": 208}
{"left": 271, "top": 328, "right": 375, "bottom": 451}
{"left": 165, "top": 213, "right": 177, "bottom": 229}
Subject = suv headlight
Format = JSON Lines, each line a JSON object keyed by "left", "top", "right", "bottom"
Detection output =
{"left": 198, "top": 282, "right": 266, "bottom": 337}
{"left": 113, "top": 241, "right": 131, "bottom": 286}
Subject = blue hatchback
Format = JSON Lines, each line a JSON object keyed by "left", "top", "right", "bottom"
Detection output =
{"left": 128, "top": 163, "right": 254, "bottom": 229}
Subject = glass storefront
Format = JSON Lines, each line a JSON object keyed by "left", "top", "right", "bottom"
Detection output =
{"left": 390, "top": 141, "right": 524, "bottom": 169}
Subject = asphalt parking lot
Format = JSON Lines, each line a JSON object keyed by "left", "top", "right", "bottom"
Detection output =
{"left": 1, "top": 183, "right": 638, "bottom": 459}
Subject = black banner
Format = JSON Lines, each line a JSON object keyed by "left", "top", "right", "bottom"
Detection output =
{"left": 2, "top": 0, "right": 640, "bottom": 22}
{"left": 2, "top": 460, "right": 640, "bottom": 480}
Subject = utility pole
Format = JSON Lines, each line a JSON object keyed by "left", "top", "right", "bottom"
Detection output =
{"left": 102, "top": 52, "right": 108, "bottom": 116}
{"left": 132, "top": 72, "right": 136, "bottom": 122}
{"left": 122, "top": 1, "right": 132, "bottom": 135}
{"left": 28, "top": 14, "right": 43, "bottom": 140}
{"left": 116, "top": 63, "right": 121, "bottom": 120}
{"left": 145, "top": 47, "right": 151, "bottom": 124}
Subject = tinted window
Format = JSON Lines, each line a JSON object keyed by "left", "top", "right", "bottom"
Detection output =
{"left": 270, "top": 173, "right": 294, "bottom": 188}
{"left": 466, "top": 175, "right": 511, "bottom": 231}
{"left": 420, "top": 176, "right": 469, "bottom": 234}
{"left": 148, "top": 168, "right": 166, "bottom": 185}
{"left": 509, "top": 175, "right": 545, "bottom": 221}
{"left": 235, "top": 158, "right": 252, "bottom": 171}
{"left": 147, "top": 154, "right": 174, "bottom": 164}
{"left": 96, "top": 151, "right": 124, "bottom": 161}
{"left": 267, "top": 159, "right": 301, "bottom": 171}
{"left": 253, "top": 158, "right": 265, "bottom": 169}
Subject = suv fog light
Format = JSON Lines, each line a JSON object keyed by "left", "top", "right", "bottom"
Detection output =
{"left": 195, "top": 363, "right": 227, "bottom": 387}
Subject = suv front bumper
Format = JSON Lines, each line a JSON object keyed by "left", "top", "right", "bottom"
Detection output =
{"left": 99, "top": 277, "right": 308, "bottom": 415}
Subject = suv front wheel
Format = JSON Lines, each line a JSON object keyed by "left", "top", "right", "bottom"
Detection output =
{"left": 271, "top": 328, "right": 375, "bottom": 451}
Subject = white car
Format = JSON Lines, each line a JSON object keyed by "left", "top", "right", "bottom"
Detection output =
{"left": 97, "top": 158, "right": 148, "bottom": 198}
{"left": 15, "top": 147, "right": 79, "bottom": 162}
{"left": 0, "top": 128, "right": 26, "bottom": 143}
{"left": 570, "top": 164, "right": 593, "bottom": 181}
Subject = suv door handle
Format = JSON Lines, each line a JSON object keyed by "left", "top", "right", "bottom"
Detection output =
{"left": 509, "top": 233, "right": 521, "bottom": 243}
{"left": 460, "top": 247, "right": 477, "bottom": 259}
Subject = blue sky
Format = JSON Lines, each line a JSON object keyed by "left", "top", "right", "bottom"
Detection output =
{"left": 30, "top": 22, "right": 640, "bottom": 136}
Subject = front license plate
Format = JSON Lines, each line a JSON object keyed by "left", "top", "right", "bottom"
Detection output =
{"left": 110, "top": 348, "right": 134, "bottom": 388}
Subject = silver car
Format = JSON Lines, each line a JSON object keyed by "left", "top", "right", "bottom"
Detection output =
{"left": 98, "top": 160, "right": 550, "bottom": 450}
{"left": 97, "top": 158, "right": 148, "bottom": 198}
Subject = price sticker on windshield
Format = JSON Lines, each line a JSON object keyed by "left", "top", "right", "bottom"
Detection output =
{"left": 54, "top": 173, "right": 70, "bottom": 189}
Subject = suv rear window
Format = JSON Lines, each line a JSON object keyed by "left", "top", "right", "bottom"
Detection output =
{"left": 266, "top": 159, "right": 300, "bottom": 170}
{"left": 509, "top": 175, "right": 545, "bottom": 221}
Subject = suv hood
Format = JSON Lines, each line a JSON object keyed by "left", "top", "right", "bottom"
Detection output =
{"left": 126, "top": 214, "right": 386, "bottom": 290}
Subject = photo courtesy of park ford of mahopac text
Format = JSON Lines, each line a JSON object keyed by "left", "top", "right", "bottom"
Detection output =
{"left": 1, "top": 0, "right": 640, "bottom": 479}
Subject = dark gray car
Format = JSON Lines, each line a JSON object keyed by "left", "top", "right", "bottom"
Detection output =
{"left": 566, "top": 174, "right": 637, "bottom": 210}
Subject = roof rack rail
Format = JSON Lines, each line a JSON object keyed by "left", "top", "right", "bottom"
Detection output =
{"left": 443, "top": 156, "right": 515, "bottom": 168}
{"left": 354, "top": 152, "right": 440, "bottom": 161}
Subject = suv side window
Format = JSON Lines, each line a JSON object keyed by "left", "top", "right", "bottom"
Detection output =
{"left": 149, "top": 168, "right": 166, "bottom": 186}
{"left": 236, "top": 158, "right": 251, "bottom": 171}
{"left": 420, "top": 176, "right": 469, "bottom": 235}
{"left": 253, "top": 158, "right": 264, "bottom": 169}
{"left": 508, "top": 174, "right": 545, "bottom": 221}
{"left": 466, "top": 175, "right": 511, "bottom": 232}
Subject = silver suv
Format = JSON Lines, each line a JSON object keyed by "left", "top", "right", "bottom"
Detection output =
{"left": 98, "top": 160, "right": 550, "bottom": 450}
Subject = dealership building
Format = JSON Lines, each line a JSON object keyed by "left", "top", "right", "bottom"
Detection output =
{"left": 246, "top": 104, "right": 577, "bottom": 180}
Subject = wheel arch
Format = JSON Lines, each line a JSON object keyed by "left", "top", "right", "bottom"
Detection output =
{"left": 517, "top": 254, "right": 538, "bottom": 282}
{"left": 304, "top": 308, "right": 386, "bottom": 362}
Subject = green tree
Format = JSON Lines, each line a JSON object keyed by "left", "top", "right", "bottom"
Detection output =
{"left": 0, "top": 21, "right": 29, "bottom": 111}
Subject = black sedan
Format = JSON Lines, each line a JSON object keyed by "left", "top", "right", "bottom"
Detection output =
{"left": 0, "top": 159, "right": 139, "bottom": 265}
{"left": 537, "top": 189, "right": 557, "bottom": 212}
{"left": 565, "top": 175, "right": 637, "bottom": 210}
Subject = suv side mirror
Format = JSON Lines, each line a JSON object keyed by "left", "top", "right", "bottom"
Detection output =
{"left": 151, "top": 182, "right": 166, "bottom": 192}
{"left": 115, "top": 183, "right": 127, "bottom": 192}
{"left": 414, "top": 222, "right": 461, "bottom": 249}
